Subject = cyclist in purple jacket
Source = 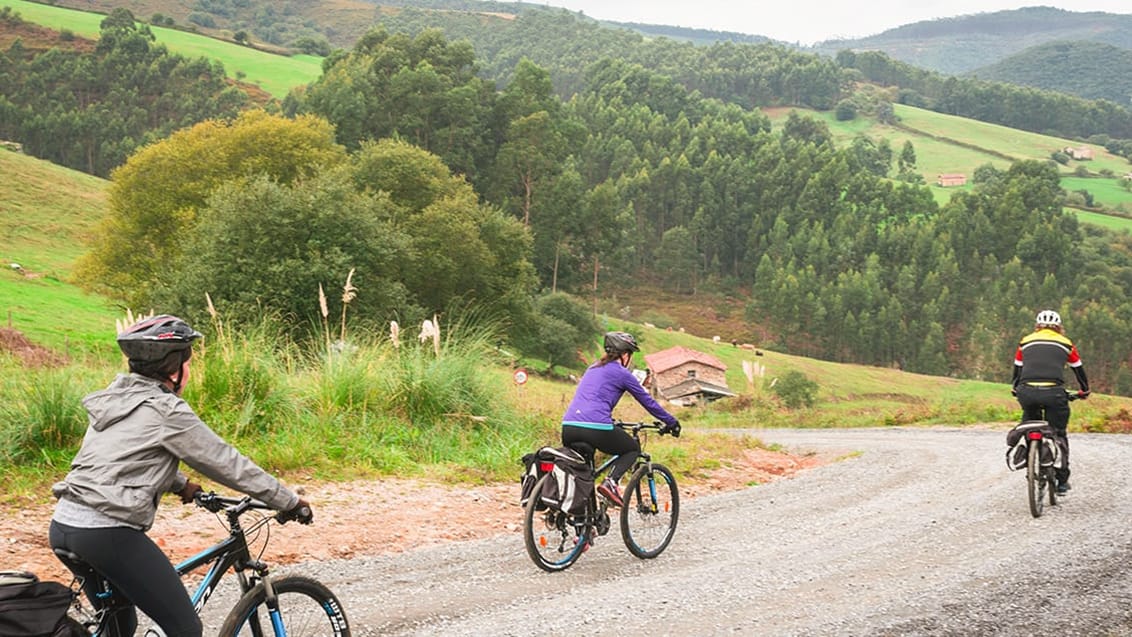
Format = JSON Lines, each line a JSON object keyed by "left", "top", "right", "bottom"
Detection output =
{"left": 562, "top": 331, "right": 680, "bottom": 507}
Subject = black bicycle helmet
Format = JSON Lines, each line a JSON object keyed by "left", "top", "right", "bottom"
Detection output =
{"left": 117, "top": 314, "right": 202, "bottom": 363}
{"left": 603, "top": 331, "right": 640, "bottom": 355}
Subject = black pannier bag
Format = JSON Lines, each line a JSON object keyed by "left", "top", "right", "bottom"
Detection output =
{"left": 0, "top": 570, "right": 75, "bottom": 637}
{"left": 1005, "top": 422, "right": 1064, "bottom": 471}
{"left": 520, "top": 446, "right": 594, "bottom": 515}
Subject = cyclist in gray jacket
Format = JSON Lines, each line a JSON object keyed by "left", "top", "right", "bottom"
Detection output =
{"left": 49, "top": 315, "right": 311, "bottom": 637}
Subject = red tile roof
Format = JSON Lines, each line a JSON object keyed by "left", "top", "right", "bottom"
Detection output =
{"left": 644, "top": 346, "right": 727, "bottom": 374}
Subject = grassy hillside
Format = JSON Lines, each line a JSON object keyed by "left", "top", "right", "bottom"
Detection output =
{"left": 762, "top": 104, "right": 1132, "bottom": 231}
{"left": 0, "top": 150, "right": 119, "bottom": 354}
{"left": 0, "top": 0, "right": 322, "bottom": 98}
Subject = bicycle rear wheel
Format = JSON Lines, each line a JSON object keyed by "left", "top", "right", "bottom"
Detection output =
{"left": 218, "top": 575, "right": 350, "bottom": 636}
{"left": 1027, "top": 441, "right": 1044, "bottom": 518}
{"left": 1046, "top": 466, "right": 1058, "bottom": 507}
{"left": 620, "top": 462, "right": 679, "bottom": 559}
{"left": 523, "top": 474, "right": 591, "bottom": 572}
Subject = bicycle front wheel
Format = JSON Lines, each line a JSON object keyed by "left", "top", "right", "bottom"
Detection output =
{"left": 218, "top": 575, "right": 350, "bottom": 637}
{"left": 620, "top": 462, "right": 679, "bottom": 559}
{"left": 523, "top": 474, "right": 592, "bottom": 572}
{"left": 1027, "top": 441, "right": 1044, "bottom": 518}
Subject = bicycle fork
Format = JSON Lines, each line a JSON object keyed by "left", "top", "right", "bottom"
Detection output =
{"left": 634, "top": 457, "right": 661, "bottom": 514}
{"left": 237, "top": 563, "right": 286, "bottom": 637}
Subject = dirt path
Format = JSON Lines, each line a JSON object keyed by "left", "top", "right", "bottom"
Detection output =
{"left": 191, "top": 427, "right": 1132, "bottom": 636}
{"left": 1, "top": 445, "right": 826, "bottom": 584}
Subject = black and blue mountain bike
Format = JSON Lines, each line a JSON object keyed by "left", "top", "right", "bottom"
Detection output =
{"left": 56, "top": 491, "right": 350, "bottom": 636}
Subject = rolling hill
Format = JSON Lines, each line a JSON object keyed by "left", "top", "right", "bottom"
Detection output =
{"left": 761, "top": 103, "right": 1132, "bottom": 222}
{"left": 0, "top": 0, "right": 323, "bottom": 98}
{"left": 810, "top": 6, "right": 1132, "bottom": 75}
{"left": 0, "top": 150, "right": 119, "bottom": 353}
{"left": 968, "top": 40, "right": 1132, "bottom": 105}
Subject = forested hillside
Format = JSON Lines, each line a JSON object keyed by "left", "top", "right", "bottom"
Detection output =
{"left": 0, "top": 6, "right": 251, "bottom": 177}
{"left": 968, "top": 40, "right": 1132, "bottom": 106}
{"left": 9, "top": 1, "right": 1132, "bottom": 396}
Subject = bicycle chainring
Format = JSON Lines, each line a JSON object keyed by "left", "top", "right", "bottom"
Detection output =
{"left": 596, "top": 511, "right": 611, "bottom": 536}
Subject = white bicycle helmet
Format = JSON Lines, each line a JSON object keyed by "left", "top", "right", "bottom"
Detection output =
{"left": 1035, "top": 310, "right": 1061, "bottom": 327}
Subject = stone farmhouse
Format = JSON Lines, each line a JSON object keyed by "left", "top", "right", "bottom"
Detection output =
{"left": 643, "top": 346, "right": 735, "bottom": 406}
{"left": 936, "top": 173, "right": 967, "bottom": 187}
{"left": 1064, "top": 146, "right": 1094, "bottom": 160}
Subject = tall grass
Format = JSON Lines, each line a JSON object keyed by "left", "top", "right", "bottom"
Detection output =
{"left": 0, "top": 357, "right": 101, "bottom": 471}
{"left": 186, "top": 318, "right": 297, "bottom": 439}
{"left": 0, "top": 312, "right": 555, "bottom": 498}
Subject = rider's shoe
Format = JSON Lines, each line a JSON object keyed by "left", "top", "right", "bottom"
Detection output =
{"left": 1057, "top": 481, "right": 1071, "bottom": 494}
{"left": 597, "top": 478, "right": 623, "bottom": 508}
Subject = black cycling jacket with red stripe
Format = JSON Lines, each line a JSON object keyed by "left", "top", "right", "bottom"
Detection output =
{"left": 1011, "top": 327, "right": 1089, "bottom": 392}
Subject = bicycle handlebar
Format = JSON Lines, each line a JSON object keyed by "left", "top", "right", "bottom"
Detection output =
{"left": 614, "top": 420, "right": 676, "bottom": 435}
{"left": 194, "top": 491, "right": 312, "bottom": 526}
{"left": 194, "top": 491, "right": 261, "bottom": 512}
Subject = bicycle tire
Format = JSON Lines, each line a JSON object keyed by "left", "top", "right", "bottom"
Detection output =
{"left": 620, "top": 462, "right": 679, "bottom": 559}
{"left": 522, "top": 473, "right": 591, "bottom": 572}
{"left": 1027, "top": 441, "right": 1044, "bottom": 518}
{"left": 1046, "top": 466, "right": 1058, "bottom": 507}
{"left": 217, "top": 575, "right": 350, "bottom": 637}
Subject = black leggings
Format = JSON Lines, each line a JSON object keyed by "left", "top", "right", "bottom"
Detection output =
{"left": 49, "top": 521, "right": 202, "bottom": 637}
{"left": 562, "top": 425, "right": 640, "bottom": 482}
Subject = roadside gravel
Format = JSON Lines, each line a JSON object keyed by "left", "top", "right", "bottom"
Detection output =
{"left": 197, "top": 427, "right": 1132, "bottom": 636}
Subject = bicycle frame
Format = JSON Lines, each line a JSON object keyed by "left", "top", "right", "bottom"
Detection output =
{"left": 574, "top": 421, "right": 660, "bottom": 514}
{"left": 588, "top": 421, "right": 656, "bottom": 475}
{"left": 66, "top": 495, "right": 274, "bottom": 635}
{"left": 178, "top": 509, "right": 266, "bottom": 614}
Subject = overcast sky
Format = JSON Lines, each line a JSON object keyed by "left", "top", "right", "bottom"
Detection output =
{"left": 523, "top": 1, "right": 1132, "bottom": 45}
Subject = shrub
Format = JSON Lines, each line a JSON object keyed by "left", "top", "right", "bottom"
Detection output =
{"left": 769, "top": 370, "right": 819, "bottom": 409}
{"left": 513, "top": 292, "right": 597, "bottom": 370}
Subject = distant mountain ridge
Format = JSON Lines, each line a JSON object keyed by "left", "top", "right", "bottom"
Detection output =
{"left": 809, "top": 6, "right": 1132, "bottom": 75}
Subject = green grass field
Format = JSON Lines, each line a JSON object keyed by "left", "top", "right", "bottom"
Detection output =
{"left": 764, "top": 104, "right": 1132, "bottom": 225}
{"left": 0, "top": 150, "right": 120, "bottom": 353}
{"left": 1061, "top": 175, "right": 1132, "bottom": 215}
{"left": 0, "top": 0, "right": 322, "bottom": 97}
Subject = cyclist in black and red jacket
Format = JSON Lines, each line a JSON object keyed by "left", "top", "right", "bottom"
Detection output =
{"left": 1011, "top": 309, "right": 1090, "bottom": 494}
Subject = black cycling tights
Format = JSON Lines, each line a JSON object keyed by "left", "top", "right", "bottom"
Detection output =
{"left": 49, "top": 521, "right": 203, "bottom": 637}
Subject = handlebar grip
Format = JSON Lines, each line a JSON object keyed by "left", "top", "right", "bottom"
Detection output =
{"left": 276, "top": 505, "right": 313, "bottom": 525}
{"left": 194, "top": 490, "right": 224, "bottom": 513}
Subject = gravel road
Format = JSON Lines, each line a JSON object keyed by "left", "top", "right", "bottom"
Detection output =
{"left": 201, "top": 427, "right": 1132, "bottom": 636}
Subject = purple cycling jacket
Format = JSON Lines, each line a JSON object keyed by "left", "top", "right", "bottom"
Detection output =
{"left": 562, "top": 360, "right": 678, "bottom": 429}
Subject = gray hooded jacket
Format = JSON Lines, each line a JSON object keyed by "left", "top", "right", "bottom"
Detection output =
{"left": 52, "top": 373, "right": 299, "bottom": 530}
